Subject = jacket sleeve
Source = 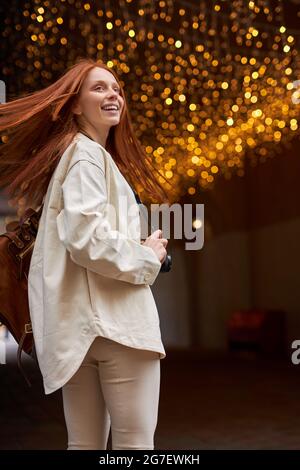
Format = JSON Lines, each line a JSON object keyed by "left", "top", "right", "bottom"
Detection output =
{"left": 56, "top": 157, "right": 162, "bottom": 286}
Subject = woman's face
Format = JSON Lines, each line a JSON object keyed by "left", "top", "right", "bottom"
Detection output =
{"left": 74, "top": 67, "right": 124, "bottom": 131}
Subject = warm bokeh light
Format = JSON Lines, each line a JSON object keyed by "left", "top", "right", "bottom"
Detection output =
{"left": 1, "top": 0, "right": 300, "bottom": 202}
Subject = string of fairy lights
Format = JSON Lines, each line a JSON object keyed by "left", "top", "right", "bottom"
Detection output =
{"left": 1, "top": 0, "right": 300, "bottom": 203}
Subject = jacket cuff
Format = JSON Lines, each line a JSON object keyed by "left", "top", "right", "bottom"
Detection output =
{"left": 139, "top": 245, "right": 162, "bottom": 285}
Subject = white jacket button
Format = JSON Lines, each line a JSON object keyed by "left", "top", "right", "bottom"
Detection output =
{"left": 144, "top": 273, "right": 151, "bottom": 282}
{"left": 82, "top": 327, "right": 89, "bottom": 334}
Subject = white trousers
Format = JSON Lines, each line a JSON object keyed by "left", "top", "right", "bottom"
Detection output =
{"left": 62, "top": 335, "right": 161, "bottom": 450}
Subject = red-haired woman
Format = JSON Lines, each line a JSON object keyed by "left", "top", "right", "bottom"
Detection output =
{"left": 0, "top": 59, "right": 169, "bottom": 450}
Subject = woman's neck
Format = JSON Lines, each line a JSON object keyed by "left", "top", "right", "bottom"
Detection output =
{"left": 79, "top": 124, "right": 108, "bottom": 148}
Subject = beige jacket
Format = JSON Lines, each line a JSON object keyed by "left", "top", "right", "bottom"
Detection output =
{"left": 28, "top": 132, "right": 166, "bottom": 395}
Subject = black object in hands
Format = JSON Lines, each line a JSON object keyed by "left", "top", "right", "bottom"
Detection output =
{"left": 160, "top": 254, "right": 172, "bottom": 272}
{"left": 133, "top": 190, "right": 172, "bottom": 274}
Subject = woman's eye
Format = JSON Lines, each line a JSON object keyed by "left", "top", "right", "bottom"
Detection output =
{"left": 94, "top": 86, "right": 120, "bottom": 93}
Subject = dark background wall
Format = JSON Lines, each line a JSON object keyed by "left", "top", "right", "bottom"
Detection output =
{"left": 152, "top": 135, "right": 300, "bottom": 352}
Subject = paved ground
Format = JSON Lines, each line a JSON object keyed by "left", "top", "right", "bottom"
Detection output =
{"left": 1, "top": 335, "right": 300, "bottom": 450}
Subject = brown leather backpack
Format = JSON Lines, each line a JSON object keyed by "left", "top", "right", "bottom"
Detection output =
{"left": 0, "top": 204, "right": 43, "bottom": 385}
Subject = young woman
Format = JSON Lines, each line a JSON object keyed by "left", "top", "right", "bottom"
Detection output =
{"left": 0, "top": 58, "right": 170, "bottom": 450}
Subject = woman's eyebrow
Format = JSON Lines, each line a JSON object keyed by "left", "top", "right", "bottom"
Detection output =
{"left": 92, "top": 80, "right": 120, "bottom": 87}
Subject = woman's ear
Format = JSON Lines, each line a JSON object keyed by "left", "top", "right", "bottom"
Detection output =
{"left": 72, "top": 100, "right": 82, "bottom": 116}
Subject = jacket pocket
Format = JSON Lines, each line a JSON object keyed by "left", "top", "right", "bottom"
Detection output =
{"left": 85, "top": 268, "right": 96, "bottom": 312}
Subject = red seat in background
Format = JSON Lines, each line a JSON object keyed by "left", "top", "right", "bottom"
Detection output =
{"left": 227, "top": 309, "right": 287, "bottom": 357}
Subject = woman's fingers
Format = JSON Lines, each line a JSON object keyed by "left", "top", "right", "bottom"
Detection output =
{"left": 150, "top": 229, "right": 162, "bottom": 239}
{"left": 160, "top": 238, "right": 168, "bottom": 248}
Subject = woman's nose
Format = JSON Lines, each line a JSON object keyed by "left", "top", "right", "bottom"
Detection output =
{"left": 108, "top": 88, "right": 119, "bottom": 98}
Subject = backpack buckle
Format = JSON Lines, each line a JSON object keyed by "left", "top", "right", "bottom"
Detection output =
{"left": 25, "top": 323, "right": 32, "bottom": 334}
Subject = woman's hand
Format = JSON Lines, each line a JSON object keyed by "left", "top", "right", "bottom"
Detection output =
{"left": 141, "top": 229, "right": 168, "bottom": 264}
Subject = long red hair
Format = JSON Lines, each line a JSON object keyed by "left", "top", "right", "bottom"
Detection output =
{"left": 0, "top": 58, "right": 171, "bottom": 212}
